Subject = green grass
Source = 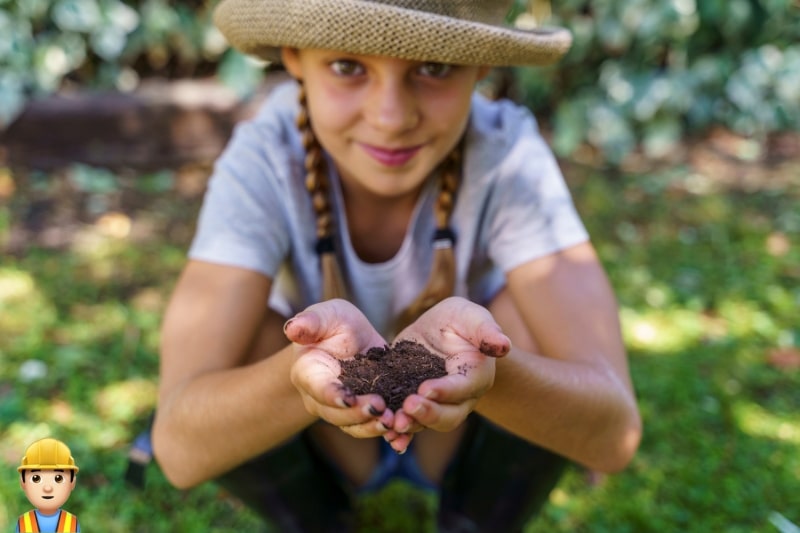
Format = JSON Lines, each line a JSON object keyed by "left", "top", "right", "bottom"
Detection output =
{"left": 1, "top": 160, "right": 798, "bottom": 531}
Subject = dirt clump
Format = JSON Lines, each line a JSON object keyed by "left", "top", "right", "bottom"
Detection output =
{"left": 339, "top": 340, "right": 447, "bottom": 412}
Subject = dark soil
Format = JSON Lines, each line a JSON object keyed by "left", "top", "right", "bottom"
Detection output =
{"left": 339, "top": 340, "right": 447, "bottom": 412}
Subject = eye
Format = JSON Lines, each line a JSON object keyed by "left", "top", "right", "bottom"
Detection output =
{"left": 418, "top": 62, "right": 453, "bottom": 79}
{"left": 330, "top": 59, "right": 364, "bottom": 77}
{"left": 55, "top": 474, "right": 64, "bottom": 483}
{"left": 32, "top": 475, "right": 41, "bottom": 483}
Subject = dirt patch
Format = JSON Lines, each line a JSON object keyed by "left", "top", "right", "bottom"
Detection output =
{"left": 339, "top": 340, "right": 447, "bottom": 412}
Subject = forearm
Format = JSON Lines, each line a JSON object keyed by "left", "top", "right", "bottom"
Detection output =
{"left": 153, "top": 345, "right": 316, "bottom": 488}
{"left": 476, "top": 346, "right": 641, "bottom": 473}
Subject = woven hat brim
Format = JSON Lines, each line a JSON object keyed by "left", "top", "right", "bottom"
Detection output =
{"left": 214, "top": 0, "right": 572, "bottom": 67}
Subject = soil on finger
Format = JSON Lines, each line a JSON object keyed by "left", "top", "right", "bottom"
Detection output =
{"left": 339, "top": 340, "right": 446, "bottom": 412}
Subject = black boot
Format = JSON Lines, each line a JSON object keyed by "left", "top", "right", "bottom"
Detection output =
{"left": 437, "top": 415, "right": 569, "bottom": 533}
{"left": 217, "top": 431, "right": 355, "bottom": 533}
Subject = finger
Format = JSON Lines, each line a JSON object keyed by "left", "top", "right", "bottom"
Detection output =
{"left": 385, "top": 432, "right": 414, "bottom": 454}
{"left": 339, "top": 419, "right": 390, "bottom": 439}
{"left": 391, "top": 410, "right": 425, "bottom": 434}
{"left": 416, "top": 366, "right": 492, "bottom": 404}
{"left": 283, "top": 311, "right": 323, "bottom": 345}
{"left": 473, "top": 321, "right": 511, "bottom": 358}
{"left": 437, "top": 298, "right": 511, "bottom": 357}
{"left": 401, "top": 394, "right": 474, "bottom": 432}
{"left": 317, "top": 394, "right": 388, "bottom": 427}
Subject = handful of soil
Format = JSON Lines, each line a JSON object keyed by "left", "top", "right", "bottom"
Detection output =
{"left": 339, "top": 340, "right": 447, "bottom": 412}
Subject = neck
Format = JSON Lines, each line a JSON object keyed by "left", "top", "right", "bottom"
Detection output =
{"left": 341, "top": 181, "right": 424, "bottom": 263}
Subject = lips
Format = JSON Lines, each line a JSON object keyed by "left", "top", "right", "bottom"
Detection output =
{"left": 361, "top": 143, "right": 422, "bottom": 167}
{"left": 42, "top": 496, "right": 54, "bottom": 499}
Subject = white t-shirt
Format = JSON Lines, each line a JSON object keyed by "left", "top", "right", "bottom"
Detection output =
{"left": 189, "top": 81, "right": 588, "bottom": 337}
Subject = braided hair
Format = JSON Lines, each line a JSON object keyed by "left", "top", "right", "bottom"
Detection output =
{"left": 297, "top": 82, "right": 347, "bottom": 301}
{"left": 296, "top": 80, "right": 462, "bottom": 332}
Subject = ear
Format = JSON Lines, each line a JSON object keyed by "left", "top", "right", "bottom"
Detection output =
{"left": 281, "top": 48, "right": 303, "bottom": 80}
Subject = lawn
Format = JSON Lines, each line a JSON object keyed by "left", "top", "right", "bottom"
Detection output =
{"left": 0, "top": 141, "right": 798, "bottom": 531}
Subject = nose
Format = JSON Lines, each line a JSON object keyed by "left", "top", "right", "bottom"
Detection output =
{"left": 365, "top": 78, "right": 419, "bottom": 133}
{"left": 44, "top": 483, "right": 53, "bottom": 493}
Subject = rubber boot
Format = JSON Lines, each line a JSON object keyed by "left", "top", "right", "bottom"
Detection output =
{"left": 217, "top": 431, "right": 355, "bottom": 533}
{"left": 437, "top": 415, "right": 569, "bottom": 533}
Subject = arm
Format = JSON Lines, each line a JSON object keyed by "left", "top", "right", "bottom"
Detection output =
{"left": 152, "top": 260, "right": 312, "bottom": 488}
{"left": 397, "top": 242, "right": 641, "bottom": 473}
{"left": 153, "top": 262, "right": 391, "bottom": 488}
{"left": 478, "top": 241, "right": 641, "bottom": 473}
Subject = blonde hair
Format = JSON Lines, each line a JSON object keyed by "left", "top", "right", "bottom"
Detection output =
{"left": 296, "top": 81, "right": 462, "bottom": 332}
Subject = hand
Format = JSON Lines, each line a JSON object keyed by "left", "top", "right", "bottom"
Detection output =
{"left": 385, "top": 297, "right": 511, "bottom": 453}
{"left": 285, "top": 299, "right": 394, "bottom": 438}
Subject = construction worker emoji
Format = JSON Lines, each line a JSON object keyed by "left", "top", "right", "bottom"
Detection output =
{"left": 16, "top": 438, "right": 80, "bottom": 532}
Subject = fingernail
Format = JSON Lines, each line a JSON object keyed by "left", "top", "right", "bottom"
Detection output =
{"left": 376, "top": 421, "right": 387, "bottom": 432}
{"left": 342, "top": 390, "right": 356, "bottom": 407}
{"left": 395, "top": 447, "right": 407, "bottom": 455}
{"left": 368, "top": 405, "right": 383, "bottom": 417}
{"left": 282, "top": 318, "right": 294, "bottom": 335}
{"left": 335, "top": 397, "right": 348, "bottom": 408}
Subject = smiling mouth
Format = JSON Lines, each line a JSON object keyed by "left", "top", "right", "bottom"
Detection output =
{"left": 361, "top": 143, "right": 422, "bottom": 167}
{"left": 42, "top": 496, "right": 54, "bottom": 499}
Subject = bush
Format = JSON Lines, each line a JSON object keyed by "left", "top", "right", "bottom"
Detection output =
{"left": 2, "top": 0, "right": 799, "bottom": 162}
{"left": 0, "top": 0, "right": 262, "bottom": 128}
{"left": 515, "top": 0, "right": 800, "bottom": 162}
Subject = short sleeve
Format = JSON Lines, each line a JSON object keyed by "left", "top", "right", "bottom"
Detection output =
{"left": 188, "top": 105, "right": 294, "bottom": 278}
{"left": 484, "top": 116, "right": 589, "bottom": 272}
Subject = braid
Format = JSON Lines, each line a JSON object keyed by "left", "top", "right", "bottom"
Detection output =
{"left": 297, "top": 80, "right": 463, "bottom": 329}
{"left": 297, "top": 81, "right": 347, "bottom": 301}
{"left": 394, "top": 141, "right": 463, "bottom": 332}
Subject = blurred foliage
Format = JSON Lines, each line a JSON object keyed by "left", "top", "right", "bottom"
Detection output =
{"left": 0, "top": 0, "right": 263, "bottom": 127}
{"left": 1, "top": 0, "right": 799, "bottom": 161}
{"left": 515, "top": 0, "right": 800, "bottom": 163}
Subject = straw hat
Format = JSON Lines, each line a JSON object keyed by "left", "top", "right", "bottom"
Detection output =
{"left": 213, "top": 0, "right": 573, "bottom": 67}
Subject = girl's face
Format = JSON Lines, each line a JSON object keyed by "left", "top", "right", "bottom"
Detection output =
{"left": 282, "top": 48, "right": 489, "bottom": 202}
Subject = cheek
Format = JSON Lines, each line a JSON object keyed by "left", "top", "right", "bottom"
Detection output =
{"left": 308, "top": 85, "right": 361, "bottom": 136}
{"left": 422, "top": 88, "right": 473, "bottom": 131}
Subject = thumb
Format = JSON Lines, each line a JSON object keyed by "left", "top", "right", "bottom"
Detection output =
{"left": 283, "top": 298, "right": 359, "bottom": 345}
{"left": 472, "top": 321, "right": 511, "bottom": 358}
{"left": 283, "top": 311, "right": 323, "bottom": 345}
{"left": 442, "top": 298, "right": 510, "bottom": 357}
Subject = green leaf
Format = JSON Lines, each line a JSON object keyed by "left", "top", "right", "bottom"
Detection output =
{"left": 53, "top": 0, "right": 103, "bottom": 33}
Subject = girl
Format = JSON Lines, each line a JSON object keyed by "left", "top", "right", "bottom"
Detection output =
{"left": 152, "top": 1, "right": 642, "bottom": 531}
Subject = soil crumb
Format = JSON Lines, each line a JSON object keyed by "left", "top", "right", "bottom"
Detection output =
{"left": 339, "top": 340, "right": 447, "bottom": 412}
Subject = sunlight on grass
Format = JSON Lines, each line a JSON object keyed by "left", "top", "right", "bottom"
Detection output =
{"left": 621, "top": 292, "right": 790, "bottom": 355}
{"left": 94, "top": 378, "right": 157, "bottom": 422}
{"left": 620, "top": 307, "right": 708, "bottom": 353}
{"left": 0, "top": 421, "right": 54, "bottom": 464}
{"left": 0, "top": 267, "right": 57, "bottom": 343}
{"left": 735, "top": 402, "right": 800, "bottom": 445}
{"left": 718, "top": 298, "right": 782, "bottom": 339}
{"left": 54, "top": 301, "right": 131, "bottom": 344}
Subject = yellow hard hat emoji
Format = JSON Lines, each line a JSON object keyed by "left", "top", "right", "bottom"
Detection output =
{"left": 17, "top": 438, "right": 79, "bottom": 473}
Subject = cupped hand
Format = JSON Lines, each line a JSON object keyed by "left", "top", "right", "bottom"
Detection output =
{"left": 385, "top": 297, "right": 511, "bottom": 452}
{"left": 285, "top": 299, "right": 393, "bottom": 438}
